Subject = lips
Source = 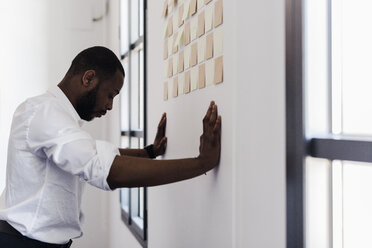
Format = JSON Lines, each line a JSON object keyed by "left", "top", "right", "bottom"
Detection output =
{"left": 95, "top": 111, "right": 106, "bottom": 118}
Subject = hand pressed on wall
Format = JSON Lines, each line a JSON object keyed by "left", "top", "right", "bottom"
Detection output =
{"left": 153, "top": 113, "right": 167, "bottom": 157}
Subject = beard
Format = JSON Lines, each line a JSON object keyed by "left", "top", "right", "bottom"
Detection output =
{"left": 76, "top": 84, "right": 100, "bottom": 121}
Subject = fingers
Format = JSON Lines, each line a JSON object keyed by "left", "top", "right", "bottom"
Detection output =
{"left": 209, "top": 104, "right": 218, "bottom": 126}
{"left": 156, "top": 113, "right": 167, "bottom": 138}
{"left": 203, "top": 101, "right": 216, "bottom": 132}
{"left": 213, "top": 115, "right": 222, "bottom": 140}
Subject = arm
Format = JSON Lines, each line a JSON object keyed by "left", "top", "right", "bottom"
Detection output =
{"left": 107, "top": 101, "right": 221, "bottom": 189}
{"left": 119, "top": 113, "right": 167, "bottom": 158}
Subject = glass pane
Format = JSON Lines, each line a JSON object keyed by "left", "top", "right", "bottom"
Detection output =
{"left": 131, "top": 187, "right": 139, "bottom": 217}
{"left": 130, "top": 52, "right": 139, "bottom": 130}
{"left": 334, "top": 1, "right": 372, "bottom": 135}
{"left": 139, "top": 187, "right": 144, "bottom": 218}
{"left": 121, "top": 61, "right": 129, "bottom": 131}
{"left": 130, "top": 137, "right": 140, "bottom": 149}
{"left": 139, "top": 0, "right": 144, "bottom": 37}
{"left": 343, "top": 161, "right": 372, "bottom": 248}
{"left": 121, "top": 136, "right": 129, "bottom": 148}
{"left": 139, "top": 49, "right": 144, "bottom": 131}
{"left": 305, "top": 157, "right": 332, "bottom": 248}
{"left": 131, "top": 0, "right": 139, "bottom": 43}
{"left": 120, "top": 0, "right": 129, "bottom": 55}
{"left": 139, "top": 137, "right": 144, "bottom": 149}
{"left": 120, "top": 188, "right": 129, "bottom": 213}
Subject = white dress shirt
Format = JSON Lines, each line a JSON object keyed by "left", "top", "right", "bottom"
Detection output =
{"left": 0, "top": 85, "right": 119, "bottom": 244}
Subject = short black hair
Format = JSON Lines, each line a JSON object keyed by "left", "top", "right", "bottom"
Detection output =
{"left": 66, "top": 46, "right": 125, "bottom": 80}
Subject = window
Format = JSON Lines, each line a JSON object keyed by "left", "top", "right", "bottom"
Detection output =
{"left": 119, "top": 0, "right": 147, "bottom": 246}
{"left": 286, "top": 0, "right": 372, "bottom": 247}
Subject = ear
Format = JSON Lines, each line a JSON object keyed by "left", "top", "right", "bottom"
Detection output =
{"left": 82, "top": 70, "right": 99, "bottom": 89}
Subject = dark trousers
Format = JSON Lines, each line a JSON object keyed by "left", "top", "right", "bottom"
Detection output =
{"left": 0, "top": 232, "right": 72, "bottom": 248}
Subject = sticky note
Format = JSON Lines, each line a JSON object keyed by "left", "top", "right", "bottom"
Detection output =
{"left": 173, "top": 77, "right": 178, "bottom": 97}
{"left": 190, "top": 42, "right": 198, "bottom": 67}
{"left": 184, "top": 22, "right": 191, "bottom": 45}
{"left": 173, "top": 55, "right": 178, "bottom": 75}
{"left": 205, "top": 0, "right": 212, "bottom": 4}
{"left": 168, "top": 16, "right": 173, "bottom": 37}
{"left": 176, "top": 27, "right": 184, "bottom": 48}
{"left": 198, "top": 64, "right": 206, "bottom": 89}
{"left": 214, "top": 0, "right": 223, "bottom": 27}
{"left": 184, "top": 46, "right": 191, "bottom": 69}
{"left": 206, "top": 32, "right": 213, "bottom": 59}
{"left": 206, "top": 59, "right": 214, "bottom": 85}
{"left": 214, "top": 56, "right": 223, "bottom": 84}
{"left": 173, "top": 0, "right": 178, "bottom": 5}
{"left": 164, "top": 24, "right": 168, "bottom": 38}
{"left": 168, "top": 36, "right": 173, "bottom": 56}
{"left": 162, "top": 0, "right": 168, "bottom": 18}
{"left": 190, "top": 0, "right": 197, "bottom": 16}
{"left": 191, "top": 67, "right": 198, "bottom": 91}
{"left": 191, "top": 17, "right": 198, "bottom": 41}
{"left": 198, "top": 37, "right": 205, "bottom": 63}
{"left": 184, "top": 70, "right": 191, "bottom": 93}
{"left": 197, "top": 0, "right": 204, "bottom": 11}
{"left": 164, "top": 61, "right": 169, "bottom": 77}
{"left": 164, "top": 82, "right": 168, "bottom": 100}
{"left": 164, "top": 39, "right": 168, "bottom": 59}
{"left": 183, "top": 0, "right": 190, "bottom": 20}
{"left": 197, "top": 11, "right": 205, "bottom": 37}
{"left": 205, "top": 4, "right": 213, "bottom": 32}
{"left": 172, "top": 32, "right": 178, "bottom": 53}
{"left": 213, "top": 27, "right": 223, "bottom": 56}
{"left": 168, "top": 58, "right": 173, "bottom": 78}
{"left": 178, "top": 4, "right": 184, "bottom": 27}
{"left": 178, "top": 50, "right": 184, "bottom": 73}
{"left": 168, "top": 78, "right": 173, "bottom": 99}
{"left": 173, "top": 10, "right": 178, "bottom": 33}
{"left": 168, "top": 0, "right": 173, "bottom": 13}
{"left": 178, "top": 72, "right": 185, "bottom": 95}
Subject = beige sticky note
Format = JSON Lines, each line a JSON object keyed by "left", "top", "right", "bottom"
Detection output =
{"left": 164, "top": 82, "right": 168, "bottom": 100}
{"left": 168, "top": 78, "right": 173, "bottom": 99}
{"left": 173, "top": 77, "right": 178, "bottom": 97}
{"left": 164, "top": 24, "right": 168, "bottom": 38}
{"left": 198, "top": 37, "right": 205, "bottom": 63}
{"left": 172, "top": 32, "right": 178, "bottom": 53}
{"left": 214, "top": 0, "right": 223, "bottom": 27}
{"left": 191, "top": 17, "right": 198, "bottom": 41}
{"left": 164, "top": 39, "right": 169, "bottom": 59}
{"left": 184, "top": 22, "right": 191, "bottom": 45}
{"left": 173, "top": 55, "right": 178, "bottom": 75}
{"left": 178, "top": 50, "right": 184, "bottom": 73}
{"left": 168, "top": 16, "right": 173, "bottom": 37}
{"left": 162, "top": 0, "right": 168, "bottom": 18}
{"left": 184, "top": 46, "right": 191, "bottom": 69}
{"left": 190, "top": 0, "right": 197, "bottom": 16}
{"left": 198, "top": 64, "right": 206, "bottom": 89}
{"left": 183, "top": 0, "right": 190, "bottom": 20}
{"left": 206, "top": 32, "right": 213, "bottom": 59}
{"left": 213, "top": 27, "right": 223, "bottom": 56}
{"left": 173, "top": 10, "right": 179, "bottom": 32}
{"left": 168, "top": 57, "right": 173, "bottom": 78}
{"left": 164, "top": 61, "right": 169, "bottom": 77}
{"left": 205, "top": 0, "right": 212, "bottom": 4}
{"left": 190, "top": 42, "right": 198, "bottom": 67}
{"left": 178, "top": 4, "right": 184, "bottom": 27}
{"left": 197, "top": 0, "right": 204, "bottom": 11}
{"left": 205, "top": 4, "right": 213, "bottom": 32}
{"left": 176, "top": 27, "right": 184, "bottom": 48}
{"left": 191, "top": 67, "right": 198, "bottom": 91}
{"left": 197, "top": 11, "right": 205, "bottom": 37}
{"left": 173, "top": 0, "right": 178, "bottom": 6}
{"left": 168, "top": 0, "right": 173, "bottom": 13}
{"left": 184, "top": 70, "right": 191, "bottom": 93}
{"left": 168, "top": 36, "right": 173, "bottom": 56}
{"left": 214, "top": 56, "right": 223, "bottom": 84}
{"left": 178, "top": 72, "right": 185, "bottom": 95}
{"left": 206, "top": 59, "right": 214, "bottom": 85}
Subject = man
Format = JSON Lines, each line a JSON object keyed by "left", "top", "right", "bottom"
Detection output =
{"left": 0, "top": 46, "right": 221, "bottom": 247}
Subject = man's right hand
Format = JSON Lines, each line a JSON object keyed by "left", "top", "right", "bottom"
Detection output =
{"left": 198, "top": 101, "right": 222, "bottom": 172}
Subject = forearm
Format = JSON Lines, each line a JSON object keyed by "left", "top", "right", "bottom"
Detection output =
{"left": 107, "top": 155, "right": 208, "bottom": 189}
{"left": 119, "top": 148, "right": 149, "bottom": 158}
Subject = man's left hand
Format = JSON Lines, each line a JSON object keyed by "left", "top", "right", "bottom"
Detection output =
{"left": 153, "top": 113, "right": 167, "bottom": 157}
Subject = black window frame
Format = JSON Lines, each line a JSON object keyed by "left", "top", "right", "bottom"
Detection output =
{"left": 119, "top": 0, "right": 148, "bottom": 247}
{"left": 286, "top": 0, "right": 372, "bottom": 247}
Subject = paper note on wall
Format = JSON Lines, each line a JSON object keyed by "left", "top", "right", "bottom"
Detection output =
{"left": 178, "top": 72, "right": 185, "bottom": 95}
{"left": 197, "top": 11, "right": 205, "bottom": 37}
{"left": 168, "top": 16, "right": 173, "bottom": 37}
{"left": 205, "top": 4, "right": 213, "bottom": 32}
{"left": 168, "top": 57, "right": 173, "bottom": 78}
{"left": 190, "top": 42, "right": 198, "bottom": 67}
{"left": 164, "top": 81, "right": 168, "bottom": 100}
{"left": 184, "top": 70, "right": 191, "bottom": 93}
{"left": 213, "top": 27, "right": 223, "bottom": 57}
{"left": 164, "top": 39, "right": 168, "bottom": 59}
{"left": 213, "top": 56, "right": 223, "bottom": 84}
{"left": 198, "top": 36, "right": 206, "bottom": 63}
{"left": 173, "top": 11, "right": 179, "bottom": 33}
{"left": 198, "top": 64, "right": 206, "bottom": 89}
{"left": 190, "top": 0, "right": 197, "bottom": 16}
{"left": 178, "top": 4, "right": 184, "bottom": 27}
{"left": 206, "top": 32, "right": 213, "bottom": 59}
{"left": 206, "top": 59, "right": 214, "bottom": 85}
{"left": 184, "top": 46, "right": 191, "bottom": 69}
{"left": 191, "top": 67, "right": 198, "bottom": 91}
{"left": 197, "top": 0, "right": 204, "bottom": 11}
{"left": 172, "top": 32, "right": 178, "bottom": 53}
{"left": 173, "top": 55, "right": 178, "bottom": 75}
{"left": 178, "top": 50, "right": 184, "bottom": 73}
{"left": 162, "top": 0, "right": 168, "bottom": 18}
{"left": 183, "top": 0, "right": 190, "bottom": 20}
{"left": 191, "top": 17, "right": 198, "bottom": 41}
{"left": 168, "top": 77, "right": 173, "bottom": 99}
{"left": 214, "top": 0, "right": 223, "bottom": 27}
{"left": 184, "top": 22, "right": 191, "bottom": 45}
{"left": 173, "top": 77, "right": 178, "bottom": 97}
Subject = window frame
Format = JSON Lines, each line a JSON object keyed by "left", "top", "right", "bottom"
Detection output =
{"left": 119, "top": 0, "right": 148, "bottom": 247}
{"left": 285, "top": 0, "right": 372, "bottom": 247}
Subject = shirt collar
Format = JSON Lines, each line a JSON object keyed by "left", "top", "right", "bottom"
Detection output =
{"left": 47, "top": 85, "right": 85, "bottom": 127}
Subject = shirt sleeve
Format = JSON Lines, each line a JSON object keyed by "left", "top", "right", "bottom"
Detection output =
{"left": 26, "top": 104, "right": 119, "bottom": 191}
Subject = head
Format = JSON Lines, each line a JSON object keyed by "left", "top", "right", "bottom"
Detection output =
{"left": 63, "top": 46, "right": 125, "bottom": 121}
